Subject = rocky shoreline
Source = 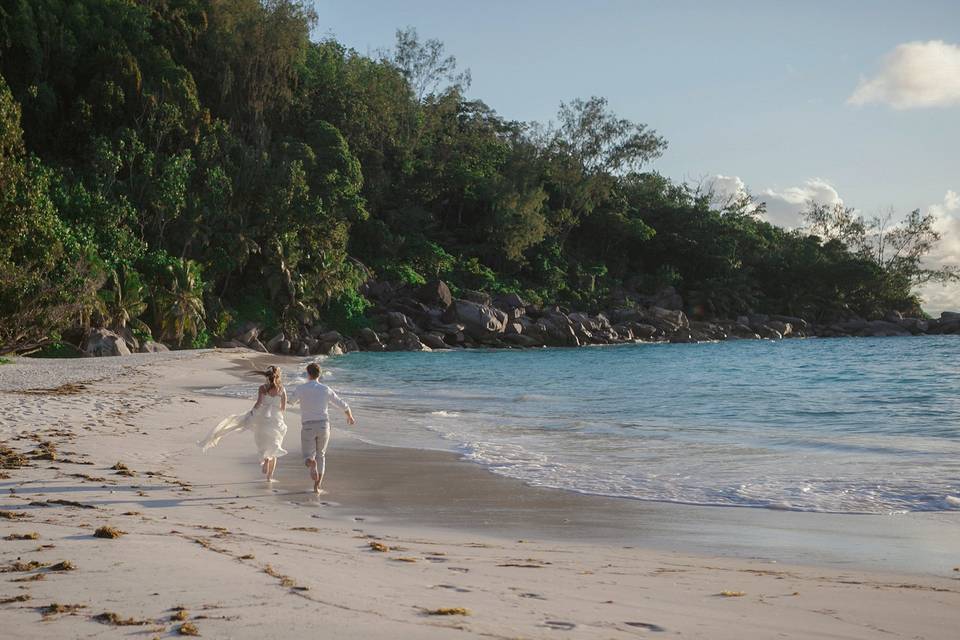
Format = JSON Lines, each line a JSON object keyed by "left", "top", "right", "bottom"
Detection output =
{"left": 78, "top": 280, "right": 960, "bottom": 357}
{"left": 216, "top": 280, "right": 960, "bottom": 357}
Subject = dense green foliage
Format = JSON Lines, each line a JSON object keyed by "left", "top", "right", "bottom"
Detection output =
{"left": 0, "top": 1, "right": 953, "bottom": 353}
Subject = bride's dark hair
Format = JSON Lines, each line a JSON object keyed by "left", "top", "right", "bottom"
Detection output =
{"left": 254, "top": 366, "right": 282, "bottom": 394}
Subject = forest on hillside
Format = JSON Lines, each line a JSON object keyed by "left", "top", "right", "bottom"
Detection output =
{"left": 1, "top": 0, "right": 955, "bottom": 354}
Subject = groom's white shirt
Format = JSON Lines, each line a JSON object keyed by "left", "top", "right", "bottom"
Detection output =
{"left": 289, "top": 379, "right": 350, "bottom": 422}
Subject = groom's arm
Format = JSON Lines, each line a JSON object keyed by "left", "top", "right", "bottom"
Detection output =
{"left": 329, "top": 389, "right": 355, "bottom": 425}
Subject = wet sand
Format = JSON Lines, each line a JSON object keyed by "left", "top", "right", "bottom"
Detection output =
{"left": 287, "top": 437, "right": 960, "bottom": 575}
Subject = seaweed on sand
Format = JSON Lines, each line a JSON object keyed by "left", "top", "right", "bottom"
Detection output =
{"left": 38, "top": 498, "right": 96, "bottom": 509}
{"left": 0, "top": 594, "right": 31, "bottom": 604}
{"left": 41, "top": 603, "right": 86, "bottom": 618}
{"left": 93, "top": 611, "right": 151, "bottom": 625}
{"left": 93, "top": 526, "right": 125, "bottom": 539}
{"left": 29, "top": 441, "right": 57, "bottom": 461}
{"left": 1, "top": 560, "right": 47, "bottom": 573}
{"left": 4, "top": 532, "right": 39, "bottom": 540}
{"left": 0, "top": 510, "right": 28, "bottom": 519}
{"left": 263, "top": 565, "right": 303, "bottom": 589}
{"left": 0, "top": 443, "right": 27, "bottom": 469}
{"left": 48, "top": 560, "right": 75, "bottom": 571}
{"left": 68, "top": 473, "right": 108, "bottom": 482}
{"left": 111, "top": 461, "right": 136, "bottom": 477}
{"left": 11, "top": 574, "right": 45, "bottom": 583}
{"left": 178, "top": 621, "right": 200, "bottom": 635}
{"left": 22, "top": 383, "right": 87, "bottom": 396}
{"left": 425, "top": 607, "right": 471, "bottom": 616}
{"left": 368, "top": 541, "right": 389, "bottom": 552}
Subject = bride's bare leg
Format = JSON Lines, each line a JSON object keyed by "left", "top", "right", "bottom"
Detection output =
{"left": 261, "top": 458, "right": 269, "bottom": 474}
{"left": 266, "top": 457, "right": 277, "bottom": 481}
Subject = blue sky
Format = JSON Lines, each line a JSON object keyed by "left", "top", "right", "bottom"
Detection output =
{"left": 312, "top": 1, "right": 960, "bottom": 311}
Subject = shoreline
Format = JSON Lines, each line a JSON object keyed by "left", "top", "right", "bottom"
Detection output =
{"left": 2, "top": 350, "right": 959, "bottom": 638}
{"left": 286, "top": 436, "right": 960, "bottom": 577}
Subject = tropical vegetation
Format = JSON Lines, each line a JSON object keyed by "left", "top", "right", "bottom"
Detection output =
{"left": 0, "top": 0, "right": 954, "bottom": 353}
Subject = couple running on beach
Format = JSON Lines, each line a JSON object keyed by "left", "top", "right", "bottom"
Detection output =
{"left": 198, "top": 363, "right": 355, "bottom": 495}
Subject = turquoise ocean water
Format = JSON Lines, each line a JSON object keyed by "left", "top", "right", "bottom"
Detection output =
{"left": 216, "top": 337, "right": 960, "bottom": 514}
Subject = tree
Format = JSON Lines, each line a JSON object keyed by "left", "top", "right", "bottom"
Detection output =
{"left": 157, "top": 258, "right": 206, "bottom": 347}
{"left": 98, "top": 267, "right": 149, "bottom": 333}
{"left": 802, "top": 202, "right": 958, "bottom": 304}
{"left": 195, "top": 0, "right": 316, "bottom": 147}
{"left": 803, "top": 201, "right": 867, "bottom": 248}
{"left": 389, "top": 26, "right": 471, "bottom": 102}
{"left": 0, "top": 73, "right": 102, "bottom": 353}
{"left": 554, "top": 96, "right": 666, "bottom": 175}
{"left": 868, "top": 209, "right": 958, "bottom": 286}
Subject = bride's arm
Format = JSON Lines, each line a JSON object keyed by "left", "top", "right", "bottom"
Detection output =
{"left": 253, "top": 385, "right": 264, "bottom": 410}
{"left": 280, "top": 388, "right": 287, "bottom": 413}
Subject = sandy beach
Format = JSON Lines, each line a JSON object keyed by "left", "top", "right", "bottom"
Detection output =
{"left": 1, "top": 350, "right": 959, "bottom": 639}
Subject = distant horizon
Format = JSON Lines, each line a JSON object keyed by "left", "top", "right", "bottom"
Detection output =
{"left": 313, "top": 0, "right": 960, "bottom": 313}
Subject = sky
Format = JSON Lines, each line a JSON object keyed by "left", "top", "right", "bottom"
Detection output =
{"left": 312, "top": 0, "right": 960, "bottom": 313}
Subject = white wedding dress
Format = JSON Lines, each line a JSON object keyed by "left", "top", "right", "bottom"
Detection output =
{"left": 198, "top": 392, "right": 288, "bottom": 459}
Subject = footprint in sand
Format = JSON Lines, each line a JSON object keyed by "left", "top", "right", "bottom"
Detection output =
{"left": 625, "top": 622, "right": 666, "bottom": 632}
{"left": 434, "top": 584, "right": 471, "bottom": 593}
{"left": 447, "top": 567, "right": 470, "bottom": 573}
{"left": 543, "top": 621, "right": 576, "bottom": 630}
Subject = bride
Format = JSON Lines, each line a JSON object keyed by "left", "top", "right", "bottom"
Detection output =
{"left": 198, "top": 366, "right": 288, "bottom": 481}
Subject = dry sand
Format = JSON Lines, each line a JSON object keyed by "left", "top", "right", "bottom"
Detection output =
{"left": 1, "top": 349, "right": 958, "bottom": 639}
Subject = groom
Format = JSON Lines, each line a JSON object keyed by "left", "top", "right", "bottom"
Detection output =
{"left": 289, "top": 362, "right": 355, "bottom": 494}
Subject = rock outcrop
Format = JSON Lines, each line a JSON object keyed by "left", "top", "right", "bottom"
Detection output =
{"left": 84, "top": 329, "right": 131, "bottom": 357}
{"left": 442, "top": 300, "right": 507, "bottom": 339}
{"left": 219, "top": 277, "right": 958, "bottom": 356}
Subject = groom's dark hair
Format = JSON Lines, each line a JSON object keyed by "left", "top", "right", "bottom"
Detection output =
{"left": 306, "top": 363, "right": 321, "bottom": 379}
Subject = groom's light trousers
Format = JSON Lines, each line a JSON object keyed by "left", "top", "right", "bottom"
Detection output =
{"left": 301, "top": 420, "right": 331, "bottom": 476}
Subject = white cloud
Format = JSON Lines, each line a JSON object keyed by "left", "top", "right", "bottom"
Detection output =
{"left": 928, "top": 189, "right": 959, "bottom": 217}
{"left": 848, "top": 40, "right": 960, "bottom": 109}
{"left": 702, "top": 174, "right": 749, "bottom": 205}
{"left": 707, "top": 174, "right": 748, "bottom": 199}
{"left": 917, "top": 190, "right": 960, "bottom": 314}
{"left": 758, "top": 178, "right": 843, "bottom": 229}
{"left": 703, "top": 174, "right": 843, "bottom": 228}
